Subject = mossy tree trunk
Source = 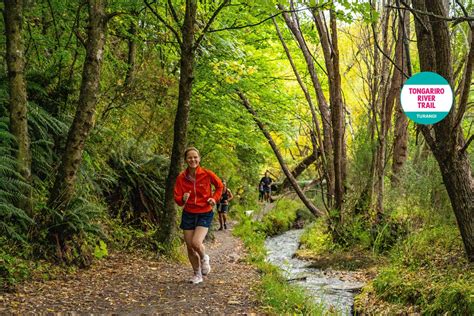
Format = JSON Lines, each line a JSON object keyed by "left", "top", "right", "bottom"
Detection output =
{"left": 3, "top": 0, "right": 32, "bottom": 214}
{"left": 47, "top": 0, "right": 108, "bottom": 258}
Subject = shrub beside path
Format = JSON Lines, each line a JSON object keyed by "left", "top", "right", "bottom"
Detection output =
{"left": 0, "top": 227, "right": 262, "bottom": 314}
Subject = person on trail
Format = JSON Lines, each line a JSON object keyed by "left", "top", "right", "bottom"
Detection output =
{"left": 258, "top": 182, "right": 264, "bottom": 202}
{"left": 174, "top": 147, "right": 223, "bottom": 284}
{"left": 259, "top": 171, "right": 273, "bottom": 203}
{"left": 216, "top": 180, "right": 234, "bottom": 230}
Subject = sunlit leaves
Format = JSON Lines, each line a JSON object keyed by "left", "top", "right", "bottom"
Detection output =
{"left": 210, "top": 60, "right": 258, "bottom": 84}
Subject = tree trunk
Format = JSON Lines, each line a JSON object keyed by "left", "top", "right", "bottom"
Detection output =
{"left": 391, "top": 9, "right": 411, "bottom": 185}
{"left": 362, "top": 4, "right": 390, "bottom": 217}
{"left": 374, "top": 10, "right": 404, "bottom": 213}
{"left": 149, "top": 0, "right": 229, "bottom": 244}
{"left": 312, "top": 9, "right": 346, "bottom": 212}
{"left": 281, "top": 151, "right": 318, "bottom": 191}
{"left": 3, "top": 0, "right": 32, "bottom": 214}
{"left": 391, "top": 100, "right": 408, "bottom": 184}
{"left": 412, "top": 0, "right": 474, "bottom": 261}
{"left": 48, "top": 0, "right": 107, "bottom": 213}
{"left": 160, "top": 0, "right": 197, "bottom": 244}
{"left": 328, "top": 10, "right": 345, "bottom": 212}
{"left": 279, "top": 4, "right": 335, "bottom": 208}
{"left": 237, "top": 91, "right": 325, "bottom": 218}
{"left": 272, "top": 17, "right": 324, "bottom": 196}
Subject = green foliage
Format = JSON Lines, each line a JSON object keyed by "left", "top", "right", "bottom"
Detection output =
{"left": 425, "top": 281, "right": 474, "bottom": 315}
{"left": 385, "top": 153, "right": 453, "bottom": 225}
{"left": 233, "top": 206, "right": 320, "bottom": 314}
{"left": 32, "top": 196, "right": 106, "bottom": 267}
{"left": 369, "top": 226, "right": 474, "bottom": 314}
{"left": 372, "top": 267, "right": 425, "bottom": 304}
{"left": 0, "top": 243, "right": 30, "bottom": 291}
{"left": 93, "top": 240, "right": 108, "bottom": 259}
{"left": 259, "top": 272, "right": 323, "bottom": 315}
{"left": 0, "top": 119, "right": 33, "bottom": 243}
{"left": 259, "top": 199, "right": 304, "bottom": 236}
{"left": 28, "top": 102, "right": 69, "bottom": 180}
{"left": 299, "top": 219, "right": 334, "bottom": 255}
{"left": 390, "top": 225, "right": 464, "bottom": 269}
{"left": 319, "top": 212, "right": 409, "bottom": 255}
{"left": 104, "top": 217, "right": 162, "bottom": 252}
{"left": 46, "top": 197, "right": 104, "bottom": 238}
{"left": 101, "top": 145, "right": 168, "bottom": 230}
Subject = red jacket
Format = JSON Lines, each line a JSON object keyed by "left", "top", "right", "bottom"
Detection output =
{"left": 174, "top": 166, "right": 223, "bottom": 213}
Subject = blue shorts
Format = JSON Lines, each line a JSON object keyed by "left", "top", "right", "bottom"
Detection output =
{"left": 217, "top": 204, "right": 229, "bottom": 213}
{"left": 180, "top": 210, "right": 214, "bottom": 230}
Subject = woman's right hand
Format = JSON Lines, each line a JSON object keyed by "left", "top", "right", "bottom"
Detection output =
{"left": 183, "top": 192, "right": 190, "bottom": 203}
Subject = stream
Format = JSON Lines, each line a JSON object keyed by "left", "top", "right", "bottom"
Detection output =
{"left": 265, "top": 229, "right": 365, "bottom": 315}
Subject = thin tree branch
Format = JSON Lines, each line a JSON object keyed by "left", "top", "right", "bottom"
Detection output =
{"left": 453, "top": 24, "right": 474, "bottom": 132}
{"left": 236, "top": 90, "right": 326, "bottom": 218}
{"left": 106, "top": 12, "right": 126, "bottom": 22}
{"left": 47, "top": 0, "right": 61, "bottom": 48}
{"left": 73, "top": 2, "right": 88, "bottom": 49}
{"left": 387, "top": 1, "right": 474, "bottom": 25}
{"left": 144, "top": 0, "right": 182, "bottom": 47}
{"left": 208, "top": 7, "right": 309, "bottom": 33}
{"left": 74, "top": 29, "right": 86, "bottom": 48}
{"left": 392, "top": 0, "right": 429, "bottom": 33}
{"left": 194, "top": 0, "right": 230, "bottom": 49}
{"left": 168, "top": 0, "right": 180, "bottom": 27}
{"left": 460, "top": 135, "right": 473, "bottom": 154}
{"left": 370, "top": 0, "right": 409, "bottom": 79}
{"left": 418, "top": 125, "right": 437, "bottom": 154}
{"left": 455, "top": 0, "right": 470, "bottom": 19}
{"left": 397, "top": 0, "right": 412, "bottom": 77}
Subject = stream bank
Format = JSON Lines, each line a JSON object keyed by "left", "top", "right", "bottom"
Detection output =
{"left": 265, "top": 229, "right": 367, "bottom": 315}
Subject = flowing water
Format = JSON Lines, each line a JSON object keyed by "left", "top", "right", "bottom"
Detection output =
{"left": 265, "top": 229, "right": 365, "bottom": 315}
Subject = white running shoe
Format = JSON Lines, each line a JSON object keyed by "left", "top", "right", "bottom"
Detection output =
{"left": 189, "top": 273, "right": 203, "bottom": 284}
{"left": 201, "top": 254, "right": 211, "bottom": 275}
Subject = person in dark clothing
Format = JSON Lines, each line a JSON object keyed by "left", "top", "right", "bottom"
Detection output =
{"left": 258, "top": 182, "right": 264, "bottom": 202}
{"left": 259, "top": 171, "right": 273, "bottom": 202}
{"left": 216, "top": 180, "right": 233, "bottom": 230}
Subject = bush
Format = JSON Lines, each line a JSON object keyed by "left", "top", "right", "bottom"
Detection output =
{"left": 392, "top": 225, "right": 463, "bottom": 269}
{"left": 323, "top": 212, "right": 409, "bottom": 255}
{"left": 368, "top": 225, "right": 473, "bottom": 314}
{"left": 299, "top": 219, "right": 333, "bottom": 255}
{"left": 101, "top": 148, "right": 168, "bottom": 229}
{"left": 0, "top": 246, "right": 30, "bottom": 291}
{"left": 427, "top": 281, "right": 474, "bottom": 315}
{"left": 373, "top": 267, "right": 425, "bottom": 305}
{"left": 259, "top": 199, "right": 304, "bottom": 236}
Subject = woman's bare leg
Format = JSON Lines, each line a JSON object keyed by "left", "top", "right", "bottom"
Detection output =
{"left": 183, "top": 230, "right": 200, "bottom": 272}
{"left": 191, "top": 226, "right": 209, "bottom": 258}
{"left": 218, "top": 213, "right": 223, "bottom": 229}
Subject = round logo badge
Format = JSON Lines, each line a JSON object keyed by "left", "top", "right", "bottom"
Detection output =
{"left": 400, "top": 72, "right": 453, "bottom": 124}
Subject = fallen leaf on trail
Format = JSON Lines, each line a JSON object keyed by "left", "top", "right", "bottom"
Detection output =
{"left": 0, "top": 226, "right": 261, "bottom": 314}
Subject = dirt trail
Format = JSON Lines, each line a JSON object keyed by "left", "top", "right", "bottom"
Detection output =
{"left": 0, "top": 227, "right": 262, "bottom": 315}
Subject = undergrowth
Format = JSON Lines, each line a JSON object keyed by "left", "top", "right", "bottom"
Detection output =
{"left": 232, "top": 202, "right": 322, "bottom": 315}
